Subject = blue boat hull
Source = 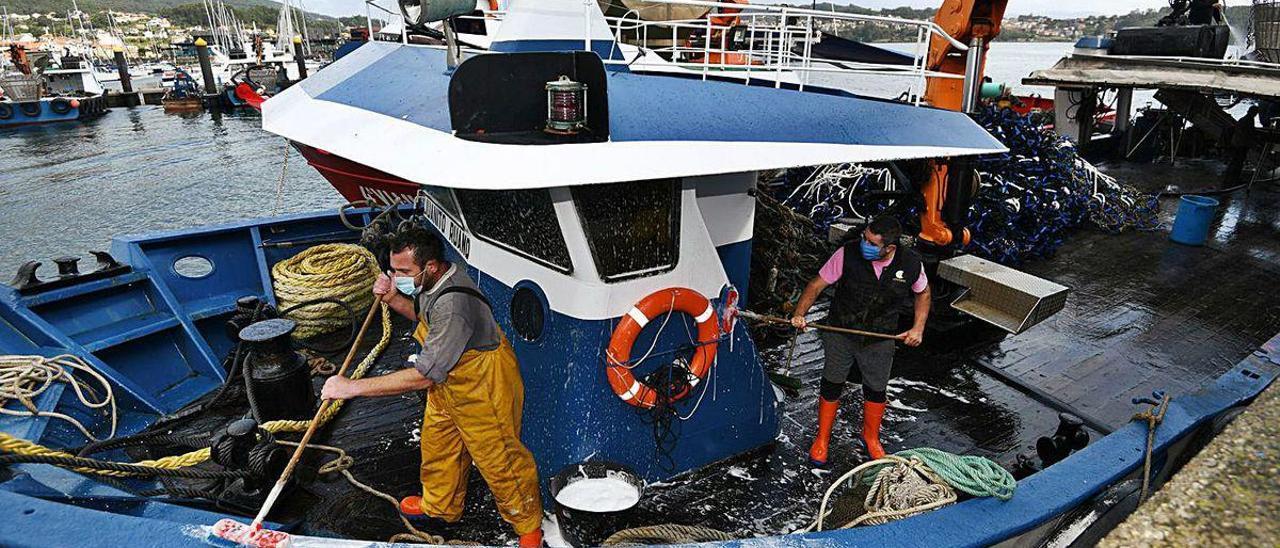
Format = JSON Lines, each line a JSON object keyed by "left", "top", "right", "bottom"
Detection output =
{"left": 0, "top": 96, "right": 107, "bottom": 128}
{"left": 0, "top": 208, "right": 1275, "bottom": 546}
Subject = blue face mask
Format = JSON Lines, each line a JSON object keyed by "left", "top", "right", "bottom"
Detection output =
{"left": 394, "top": 275, "right": 420, "bottom": 296}
{"left": 860, "top": 239, "right": 883, "bottom": 261}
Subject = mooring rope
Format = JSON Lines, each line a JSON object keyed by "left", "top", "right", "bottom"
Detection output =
{"left": 806, "top": 448, "right": 1016, "bottom": 532}
{"left": 278, "top": 440, "right": 477, "bottom": 545}
{"left": 602, "top": 523, "right": 735, "bottom": 545}
{"left": 0, "top": 303, "right": 390, "bottom": 477}
{"left": 0, "top": 244, "right": 393, "bottom": 477}
{"left": 1133, "top": 394, "right": 1172, "bottom": 501}
{"left": 273, "top": 243, "right": 380, "bottom": 339}
{"left": 0, "top": 354, "right": 118, "bottom": 442}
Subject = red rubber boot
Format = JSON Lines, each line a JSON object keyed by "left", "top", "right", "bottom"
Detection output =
{"left": 808, "top": 397, "right": 839, "bottom": 466}
{"left": 519, "top": 528, "right": 544, "bottom": 548}
{"left": 862, "top": 401, "right": 887, "bottom": 459}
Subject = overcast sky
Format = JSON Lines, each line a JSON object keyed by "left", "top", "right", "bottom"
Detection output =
{"left": 305, "top": 1, "right": 1177, "bottom": 20}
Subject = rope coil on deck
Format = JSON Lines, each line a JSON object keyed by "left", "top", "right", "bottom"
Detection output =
{"left": 273, "top": 243, "right": 380, "bottom": 339}
{"left": 0, "top": 303, "right": 391, "bottom": 477}
{"left": 0, "top": 243, "right": 393, "bottom": 478}
{"left": 602, "top": 524, "right": 736, "bottom": 545}
{"left": 0, "top": 354, "right": 118, "bottom": 442}
{"left": 807, "top": 448, "right": 1016, "bottom": 532}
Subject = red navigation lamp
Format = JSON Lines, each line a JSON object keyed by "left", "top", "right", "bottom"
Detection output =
{"left": 545, "top": 75, "right": 588, "bottom": 135}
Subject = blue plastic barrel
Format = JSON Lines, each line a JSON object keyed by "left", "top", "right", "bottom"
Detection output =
{"left": 1169, "top": 195, "right": 1219, "bottom": 246}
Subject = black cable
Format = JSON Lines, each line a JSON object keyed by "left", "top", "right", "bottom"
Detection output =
{"left": 137, "top": 486, "right": 223, "bottom": 499}
{"left": 0, "top": 455, "right": 248, "bottom": 479}
{"left": 77, "top": 433, "right": 210, "bottom": 458}
{"left": 242, "top": 351, "right": 265, "bottom": 424}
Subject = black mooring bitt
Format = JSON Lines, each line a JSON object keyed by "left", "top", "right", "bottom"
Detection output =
{"left": 9, "top": 251, "right": 132, "bottom": 295}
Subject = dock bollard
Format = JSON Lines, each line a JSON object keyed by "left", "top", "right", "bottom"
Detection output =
{"left": 112, "top": 46, "right": 132, "bottom": 94}
{"left": 196, "top": 38, "right": 217, "bottom": 95}
{"left": 292, "top": 35, "right": 308, "bottom": 81}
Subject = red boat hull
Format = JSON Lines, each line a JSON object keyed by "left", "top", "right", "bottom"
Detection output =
{"left": 294, "top": 143, "right": 420, "bottom": 205}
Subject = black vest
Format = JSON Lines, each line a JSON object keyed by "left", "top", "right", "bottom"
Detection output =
{"left": 829, "top": 244, "right": 923, "bottom": 334}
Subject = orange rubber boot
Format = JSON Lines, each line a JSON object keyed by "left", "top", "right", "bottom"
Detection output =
{"left": 862, "top": 401, "right": 887, "bottom": 459}
{"left": 519, "top": 528, "right": 544, "bottom": 548}
{"left": 808, "top": 397, "right": 839, "bottom": 466}
{"left": 399, "top": 496, "right": 424, "bottom": 516}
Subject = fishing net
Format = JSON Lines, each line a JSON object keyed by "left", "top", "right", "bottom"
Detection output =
{"left": 754, "top": 105, "right": 1163, "bottom": 273}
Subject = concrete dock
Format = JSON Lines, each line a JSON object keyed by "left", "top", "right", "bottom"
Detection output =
{"left": 1101, "top": 381, "right": 1280, "bottom": 547}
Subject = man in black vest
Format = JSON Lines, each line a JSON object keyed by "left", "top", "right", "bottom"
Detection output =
{"left": 789, "top": 216, "right": 931, "bottom": 465}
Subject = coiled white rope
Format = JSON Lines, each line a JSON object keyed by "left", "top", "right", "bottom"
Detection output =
{"left": 0, "top": 354, "right": 117, "bottom": 442}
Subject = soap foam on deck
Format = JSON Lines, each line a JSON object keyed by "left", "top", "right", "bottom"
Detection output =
{"left": 554, "top": 477, "right": 641, "bottom": 512}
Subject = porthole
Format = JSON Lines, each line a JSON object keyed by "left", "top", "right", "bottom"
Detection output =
{"left": 173, "top": 255, "right": 214, "bottom": 279}
{"left": 510, "top": 286, "right": 545, "bottom": 342}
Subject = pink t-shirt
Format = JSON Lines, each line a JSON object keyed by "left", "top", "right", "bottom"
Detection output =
{"left": 818, "top": 247, "right": 928, "bottom": 293}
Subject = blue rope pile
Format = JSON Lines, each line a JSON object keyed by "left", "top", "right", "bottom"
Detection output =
{"left": 773, "top": 164, "right": 920, "bottom": 238}
{"left": 766, "top": 106, "right": 1161, "bottom": 265}
{"left": 967, "top": 105, "right": 1161, "bottom": 264}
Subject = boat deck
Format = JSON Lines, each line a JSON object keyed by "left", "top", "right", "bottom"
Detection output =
{"left": 125, "top": 178, "right": 1280, "bottom": 545}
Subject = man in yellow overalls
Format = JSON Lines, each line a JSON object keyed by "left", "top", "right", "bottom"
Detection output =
{"left": 321, "top": 227, "right": 544, "bottom": 547}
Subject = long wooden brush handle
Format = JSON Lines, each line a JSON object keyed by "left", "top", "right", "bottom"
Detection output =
{"left": 740, "top": 310, "right": 904, "bottom": 341}
{"left": 250, "top": 298, "right": 383, "bottom": 528}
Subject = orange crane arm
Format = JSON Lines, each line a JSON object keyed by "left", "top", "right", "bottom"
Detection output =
{"left": 917, "top": 0, "right": 1008, "bottom": 247}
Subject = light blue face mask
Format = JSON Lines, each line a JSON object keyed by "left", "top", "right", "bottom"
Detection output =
{"left": 860, "top": 239, "right": 883, "bottom": 261}
{"left": 394, "top": 275, "right": 421, "bottom": 296}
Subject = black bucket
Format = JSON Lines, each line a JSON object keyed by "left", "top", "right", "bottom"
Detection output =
{"left": 550, "top": 462, "right": 645, "bottom": 547}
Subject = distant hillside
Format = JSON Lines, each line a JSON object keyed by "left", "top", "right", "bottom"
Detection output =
{"left": 11, "top": 0, "right": 283, "bottom": 15}
{"left": 11, "top": 0, "right": 347, "bottom": 36}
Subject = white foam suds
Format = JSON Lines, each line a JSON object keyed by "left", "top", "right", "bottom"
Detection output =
{"left": 554, "top": 477, "right": 641, "bottom": 512}
{"left": 542, "top": 514, "right": 571, "bottom": 548}
{"left": 726, "top": 465, "right": 757, "bottom": 481}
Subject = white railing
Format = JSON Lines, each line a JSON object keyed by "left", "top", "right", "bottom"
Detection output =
{"left": 360, "top": 0, "right": 970, "bottom": 104}
{"left": 595, "top": 1, "right": 967, "bottom": 103}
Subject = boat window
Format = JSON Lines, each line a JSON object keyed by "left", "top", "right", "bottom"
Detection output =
{"left": 420, "top": 185, "right": 461, "bottom": 220}
{"left": 455, "top": 189, "right": 573, "bottom": 273}
{"left": 572, "top": 180, "right": 681, "bottom": 282}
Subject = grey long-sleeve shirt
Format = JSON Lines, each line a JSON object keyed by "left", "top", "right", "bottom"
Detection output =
{"left": 411, "top": 264, "right": 501, "bottom": 384}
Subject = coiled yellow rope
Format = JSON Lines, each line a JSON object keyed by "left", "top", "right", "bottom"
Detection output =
{"left": 0, "top": 244, "right": 393, "bottom": 477}
{"left": 273, "top": 244, "right": 380, "bottom": 339}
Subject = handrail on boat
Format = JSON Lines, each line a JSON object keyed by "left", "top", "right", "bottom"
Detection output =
{"left": 632, "top": 0, "right": 968, "bottom": 51}
{"left": 358, "top": 0, "right": 969, "bottom": 103}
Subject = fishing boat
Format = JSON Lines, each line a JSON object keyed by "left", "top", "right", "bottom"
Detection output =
{"left": 0, "top": 53, "right": 108, "bottom": 128}
{"left": 1, "top": 1, "right": 1278, "bottom": 547}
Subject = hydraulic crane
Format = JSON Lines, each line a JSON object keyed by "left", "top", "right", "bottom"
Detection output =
{"left": 918, "top": 0, "right": 1008, "bottom": 248}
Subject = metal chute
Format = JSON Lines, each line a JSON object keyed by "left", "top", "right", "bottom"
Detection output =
{"left": 937, "top": 255, "right": 1069, "bottom": 335}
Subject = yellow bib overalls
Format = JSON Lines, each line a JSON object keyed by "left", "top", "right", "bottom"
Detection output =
{"left": 410, "top": 316, "right": 543, "bottom": 535}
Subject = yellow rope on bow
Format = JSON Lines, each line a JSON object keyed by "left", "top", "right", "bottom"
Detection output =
{"left": 272, "top": 243, "right": 381, "bottom": 339}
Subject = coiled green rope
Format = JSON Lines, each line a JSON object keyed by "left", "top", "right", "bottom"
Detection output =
{"left": 864, "top": 447, "right": 1016, "bottom": 501}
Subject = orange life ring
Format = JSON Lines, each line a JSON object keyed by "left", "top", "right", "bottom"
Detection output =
{"left": 606, "top": 288, "right": 720, "bottom": 409}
